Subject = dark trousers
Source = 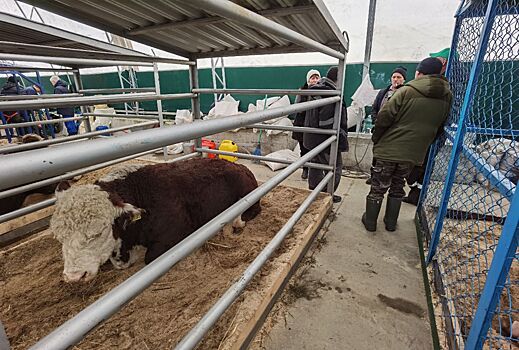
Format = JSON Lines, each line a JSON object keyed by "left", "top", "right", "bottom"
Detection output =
{"left": 308, "top": 151, "right": 343, "bottom": 192}
{"left": 368, "top": 159, "right": 413, "bottom": 201}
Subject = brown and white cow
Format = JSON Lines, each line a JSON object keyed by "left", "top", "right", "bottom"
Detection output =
{"left": 51, "top": 158, "right": 261, "bottom": 282}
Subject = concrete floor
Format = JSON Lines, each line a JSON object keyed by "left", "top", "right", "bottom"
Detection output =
{"left": 243, "top": 160, "right": 434, "bottom": 350}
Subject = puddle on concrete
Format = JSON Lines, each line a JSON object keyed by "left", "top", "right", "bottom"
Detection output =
{"left": 377, "top": 294, "right": 425, "bottom": 318}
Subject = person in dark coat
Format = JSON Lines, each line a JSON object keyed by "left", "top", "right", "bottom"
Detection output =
{"left": 1, "top": 76, "right": 28, "bottom": 136}
{"left": 50, "top": 75, "right": 78, "bottom": 135}
{"left": 362, "top": 57, "right": 452, "bottom": 232}
{"left": 303, "top": 66, "right": 348, "bottom": 203}
{"left": 292, "top": 69, "right": 321, "bottom": 179}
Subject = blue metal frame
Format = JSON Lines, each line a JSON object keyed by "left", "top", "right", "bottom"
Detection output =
{"left": 426, "top": 0, "right": 499, "bottom": 265}
{"left": 417, "top": 11, "right": 463, "bottom": 212}
{"left": 465, "top": 188, "right": 519, "bottom": 349}
{"left": 443, "top": 128, "right": 516, "bottom": 201}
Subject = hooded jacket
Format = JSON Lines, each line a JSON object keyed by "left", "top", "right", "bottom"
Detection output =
{"left": 1, "top": 81, "right": 23, "bottom": 96}
{"left": 53, "top": 80, "right": 75, "bottom": 116}
{"left": 372, "top": 75, "right": 452, "bottom": 165}
{"left": 303, "top": 77, "right": 348, "bottom": 152}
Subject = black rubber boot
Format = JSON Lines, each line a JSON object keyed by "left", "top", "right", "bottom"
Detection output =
{"left": 384, "top": 197, "right": 402, "bottom": 231}
{"left": 403, "top": 186, "right": 420, "bottom": 206}
{"left": 362, "top": 198, "right": 382, "bottom": 232}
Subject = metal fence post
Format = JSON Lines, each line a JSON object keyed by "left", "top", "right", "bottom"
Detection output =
{"left": 153, "top": 62, "right": 167, "bottom": 157}
{"left": 327, "top": 49, "right": 347, "bottom": 194}
{"left": 72, "top": 70, "right": 92, "bottom": 132}
{"left": 426, "top": 0, "right": 498, "bottom": 264}
{"left": 417, "top": 14, "right": 462, "bottom": 212}
{"left": 189, "top": 60, "right": 202, "bottom": 149}
{"left": 466, "top": 189, "right": 519, "bottom": 349}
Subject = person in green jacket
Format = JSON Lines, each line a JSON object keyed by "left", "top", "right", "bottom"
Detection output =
{"left": 362, "top": 57, "right": 453, "bottom": 232}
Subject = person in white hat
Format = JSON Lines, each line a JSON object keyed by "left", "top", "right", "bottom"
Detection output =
{"left": 291, "top": 69, "right": 321, "bottom": 179}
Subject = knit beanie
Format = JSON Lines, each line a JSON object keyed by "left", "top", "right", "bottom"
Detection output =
{"left": 416, "top": 57, "right": 443, "bottom": 75}
{"left": 391, "top": 66, "right": 407, "bottom": 80}
{"left": 306, "top": 69, "right": 321, "bottom": 84}
{"left": 326, "top": 66, "right": 338, "bottom": 82}
{"left": 7, "top": 76, "right": 16, "bottom": 83}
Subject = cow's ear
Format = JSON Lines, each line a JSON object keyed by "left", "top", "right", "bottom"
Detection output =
{"left": 121, "top": 203, "right": 145, "bottom": 223}
{"left": 56, "top": 180, "right": 72, "bottom": 192}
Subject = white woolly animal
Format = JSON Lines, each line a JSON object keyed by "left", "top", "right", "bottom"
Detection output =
{"left": 51, "top": 184, "right": 138, "bottom": 282}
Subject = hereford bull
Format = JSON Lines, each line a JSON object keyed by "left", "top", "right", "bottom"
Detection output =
{"left": 51, "top": 158, "right": 261, "bottom": 283}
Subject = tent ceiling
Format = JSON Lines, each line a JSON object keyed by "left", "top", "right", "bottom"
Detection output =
{"left": 19, "top": 0, "right": 347, "bottom": 59}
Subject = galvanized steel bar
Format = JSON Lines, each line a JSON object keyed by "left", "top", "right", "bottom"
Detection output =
{"left": 0, "top": 121, "right": 158, "bottom": 154}
{"left": 0, "top": 92, "right": 195, "bottom": 111}
{"left": 0, "top": 97, "right": 339, "bottom": 190}
{"left": 0, "top": 148, "right": 160, "bottom": 200}
{"left": 153, "top": 63, "right": 168, "bottom": 157}
{"left": 28, "top": 136, "right": 335, "bottom": 350}
{"left": 189, "top": 61, "right": 202, "bottom": 148}
{"left": 192, "top": 88, "right": 341, "bottom": 96}
{"left": 247, "top": 124, "right": 336, "bottom": 135}
{"left": 327, "top": 52, "right": 347, "bottom": 194}
{"left": 179, "top": 0, "right": 344, "bottom": 59}
{"left": 361, "top": 0, "right": 377, "bottom": 79}
{"left": 176, "top": 171, "right": 333, "bottom": 349}
{"left": 0, "top": 93, "right": 81, "bottom": 101}
{"left": 0, "top": 198, "right": 55, "bottom": 224}
{"left": 0, "top": 53, "right": 154, "bottom": 68}
{"left": 0, "top": 149, "right": 197, "bottom": 223}
{"left": 82, "top": 112, "right": 160, "bottom": 120}
{"left": 114, "top": 109, "right": 176, "bottom": 116}
{"left": 80, "top": 88, "right": 156, "bottom": 94}
{"left": 0, "top": 116, "right": 86, "bottom": 129}
{"left": 194, "top": 148, "right": 333, "bottom": 171}
{"left": 426, "top": 0, "right": 498, "bottom": 264}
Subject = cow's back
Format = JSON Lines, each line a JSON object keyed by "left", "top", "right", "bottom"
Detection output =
{"left": 99, "top": 158, "right": 259, "bottom": 250}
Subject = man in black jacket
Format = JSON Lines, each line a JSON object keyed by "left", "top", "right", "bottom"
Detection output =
{"left": 50, "top": 75, "right": 78, "bottom": 135}
{"left": 303, "top": 66, "right": 348, "bottom": 203}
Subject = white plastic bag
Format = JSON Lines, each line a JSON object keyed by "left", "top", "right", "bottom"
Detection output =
{"left": 262, "top": 149, "right": 300, "bottom": 171}
{"left": 351, "top": 75, "right": 379, "bottom": 108}
{"left": 175, "top": 109, "right": 193, "bottom": 125}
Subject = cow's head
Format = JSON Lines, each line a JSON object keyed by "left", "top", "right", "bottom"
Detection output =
{"left": 51, "top": 183, "right": 143, "bottom": 283}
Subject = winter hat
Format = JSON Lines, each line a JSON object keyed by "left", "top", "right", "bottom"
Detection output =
{"left": 50, "top": 75, "right": 60, "bottom": 86}
{"left": 391, "top": 66, "right": 407, "bottom": 80}
{"left": 416, "top": 57, "right": 443, "bottom": 75}
{"left": 7, "top": 76, "right": 16, "bottom": 83}
{"left": 326, "top": 66, "right": 338, "bottom": 82}
{"left": 306, "top": 69, "right": 321, "bottom": 84}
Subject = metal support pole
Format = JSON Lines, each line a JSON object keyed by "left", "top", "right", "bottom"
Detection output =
{"left": 465, "top": 188, "right": 519, "bottom": 349}
{"left": 327, "top": 49, "right": 347, "bottom": 194}
{"left": 72, "top": 70, "right": 91, "bottom": 132}
{"left": 0, "top": 96, "right": 340, "bottom": 190}
{"left": 189, "top": 60, "right": 202, "bottom": 148}
{"left": 28, "top": 136, "right": 335, "bottom": 350}
{"left": 426, "top": 0, "right": 498, "bottom": 264}
{"left": 362, "top": 0, "right": 377, "bottom": 79}
{"left": 153, "top": 63, "right": 167, "bottom": 157}
{"left": 0, "top": 121, "right": 158, "bottom": 154}
{"left": 0, "top": 115, "right": 86, "bottom": 129}
{"left": 193, "top": 88, "right": 340, "bottom": 96}
{"left": 82, "top": 112, "right": 159, "bottom": 120}
{"left": 247, "top": 123, "right": 336, "bottom": 135}
{"left": 0, "top": 92, "right": 195, "bottom": 111}
{"left": 176, "top": 171, "right": 334, "bottom": 349}
{"left": 194, "top": 148, "right": 333, "bottom": 171}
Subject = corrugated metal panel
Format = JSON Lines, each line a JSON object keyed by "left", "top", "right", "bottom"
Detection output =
{"left": 19, "top": 0, "right": 346, "bottom": 58}
{"left": 0, "top": 12, "right": 147, "bottom": 55}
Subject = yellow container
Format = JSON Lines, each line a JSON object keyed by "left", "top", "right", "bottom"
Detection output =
{"left": 218, "top": 140, "right": 238, "bottom": 162}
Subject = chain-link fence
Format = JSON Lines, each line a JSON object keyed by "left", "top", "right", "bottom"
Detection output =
{"left": 417, "top": 0, "right": 518, "bottom": 349}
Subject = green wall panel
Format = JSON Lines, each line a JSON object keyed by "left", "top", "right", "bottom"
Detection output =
{"left": 19, "top": 62, "right": 419, "bottom": 118}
